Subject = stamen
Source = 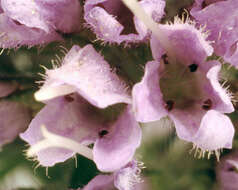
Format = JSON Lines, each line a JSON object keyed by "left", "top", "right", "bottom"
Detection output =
{"left": 0, "top": 48, "right": 4, "bottom": 55}
{"left": 188, "top": 64, "right": 198, "bottom": 72}
{"left": 165, "top": 100, "right": 174, "bottom": 111}
{"left": 64, "top": 94, "right": 75, "bottom": 102}
{"left": 226, "top": 160, "right": 238, "bottom": 172}
{"left": 162, "top": 54, "right": 169, "bottom": 64}
{"left": 27, "top": 126, "right": 94, "bottom": 161}
{"left": 98, "top": 130, "right": 109, "bottom": 138}
{"left": 190, "top": 144, "right": 222, "bottom": 161}
{"left": 202, "top": 1, "right": 207, "bottom": 9}
{"left": 202, "top": 99, "right": 212, "bottom": 110}
{"left": 34, "top": 84, "right": 77, "bottom": 101}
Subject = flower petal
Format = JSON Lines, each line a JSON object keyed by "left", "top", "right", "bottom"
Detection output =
{"left": 36, "top": 45, "right": 131, "bottom": 108}
{"left": 0, "top": 14, "right": 61, "bottom": 48}
{"left": 83, "top": 175, "right": 114, "bottom": 190}
{"left": 192, "top": 110, "right": 234, "bottom": 151}
{"left": 84, "top": 5, "right": 125, "bottom": 43}
{"left": 93, "top": 107, "right": 141, "bottom": 172}
{"left": 191, "top": 0, "right": 238, "bottom": 67}
{"left": 132, "top": 61, "right": 167, "bottom": 122}
{"left": 2, "top": 0, "right": 82, "bottom": 34}
{"left": 134, "top": 0, "right": 165, "bottom": 40}
{"left": 150, "top": 21, "right": 213, "bottom": 63}
{"left": 1, "top": 0, "right": 50, "bottom": 32}
{"left": 206, "top": 64, "right": 234, "bottom": 113}
{"left": 20, "top": 94, "right": 102, "bottom": 166}
{"left": 114, "top": 160, "right": 142, "bottom": 190}
{"left": 84, "top": 0, "right": 165, "bottom": 43}
{"left": 35, "top": 0, "right": 82, "bottom": 33}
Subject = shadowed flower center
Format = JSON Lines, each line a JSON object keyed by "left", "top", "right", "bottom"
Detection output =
{"left": 159, "top": 55, "right": 211, "bottom": 111}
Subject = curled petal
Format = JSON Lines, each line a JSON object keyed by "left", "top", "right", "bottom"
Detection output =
{"left": 150, "top": 21, "right": 213, "bottom": 63}
{"left": 192, "top": 110, "right": 234, "bottom": 151}
{"left": 1, "top": 0, "right": 50, "bottom": 32}
{"left": 85, "top": 0, "right": 165, "bottom": 43}
{"left": 36, "top": 0, "right": 82, "bottom": 33}
{"left": 132, "top": 61, "right": 167, "bottom": 122}
{"left": 20, "top": 94, "right": 102, "bottom": 166}
{"left": 84, "top": 6, "right": 125, "bottom": 43}
{"left": 134, "top": 0, "right": 165, "bottom": 40}
{"left": 0, "top": 14, "right": 61, "bottom": 48}
{"left": 2, "top": 0, "right": 82, "bottom": 33}
{"left": 93, "top": 107, "right": 142, "bottom": 172}
{"left": 206, "top": 64, "right": 234, "bottom": 113}
{"left": 36, "top": 45, "right": 131, "bottom": 108}
{"left": 191, "top": 0, "right": 238, "bottom": 67}
{"left": 83, "top": 175, "right": 114, "bottom": 190}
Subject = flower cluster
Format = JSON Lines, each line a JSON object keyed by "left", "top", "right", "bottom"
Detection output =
{"left": 1, "top": 0, "right": 238, "bottom": 189}
{"left": 0, "top": 0, "right": 81, "bottom": 48}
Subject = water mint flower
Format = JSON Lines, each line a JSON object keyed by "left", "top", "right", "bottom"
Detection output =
{"left": 21, "top": 94, "right": 141, "bottom": 172}
{"left": 84, "top": 0, "right": 165, "bottom": 44}
{"left": 2, "top": 0, "right": 81, "bottom": 33}
{"left": 21, "top": 44, "right": 140, "bottom": 171}
{"left": 132, "top": 17, "right": 234, "bottom": 156}
{"left": 191, "top": 0, "right": 238, "bottom": 67}
{"left": 83, "top": 160, "right": 143, "bottom": 190}
{"left": 0, "top": 14, "right": 61, "bottom": 48}
{"left": 0, "top": 0, "right": 81, "bottom": 48}
{"left": 216, "top": 151, "right": 238, "bottom": 190}
{"left": 34, "top": 44, "right": 131, "bottom": 108}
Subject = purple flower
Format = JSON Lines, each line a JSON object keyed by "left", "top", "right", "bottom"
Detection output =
{"left": 84, "top": 0, "right": 165, "bottom": 44}
{"left": 191, "top": 0, "right": 238, "bottom": 67}
{"left": 0, "top": 0, "right": 82, "bottom": 48}
{"left": 83, "top": 160, "right": 143, "bottom": 190}
{"left": 34, "top": 44, "right": 131, "bottom": 109}
{"left": 20, "top": 94, "right": 141, "bottom": 172}
{"left": 0, "top": 14, "right": 61, "bottom": 48}
{"left": 132, "top": 19, "right": 235, "bottom": 156}
{"left": 216, "top": 151, "right": 238, "bottom": 190}
{"left": 21, "top": 44, "right": 141, "bottom": 172}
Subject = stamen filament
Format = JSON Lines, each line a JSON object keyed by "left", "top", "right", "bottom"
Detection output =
{"left": 27, "top": 126, "right": 94, "bottom": 161}
{"left": 34, "top": 84, "right": 76, "bottom": 101}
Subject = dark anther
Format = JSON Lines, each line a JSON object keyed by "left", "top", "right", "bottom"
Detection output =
{"left": 227, "top": 167, "right": 236, "bottom": 172}
{"left": 64, "top": 95, "right": 74, "bottom": 102}
{"left": 162, "top": 54, "right": 169, "bottom": 64}
{"left": 98, "top": 130, "right": 109, "bottom": 138}
{"left": 202, "top": 1, "right": 207, "bottom": 8}
{"left": 13, "top": 20, "right": 23, "bottom": 26}
{"left": 188, "top": 64, "right": 198, "bottom": 72}
{"left": 165, "top": 100, "right": 174, "bottom": 111}
{"left": 202, "top": 99, "right": 212, "bottom": 110}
